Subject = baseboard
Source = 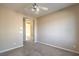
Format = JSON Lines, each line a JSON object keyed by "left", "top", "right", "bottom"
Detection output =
{"left": 0, "top": 44, "right": 23, "bottom": 53}
{"left": 34, "top": 40, "right": 37, "bottom": 43}
{"left": 36, "top": 41, "right": 79, "bottom": 54}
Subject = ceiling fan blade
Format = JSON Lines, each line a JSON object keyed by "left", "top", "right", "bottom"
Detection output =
{"left": 39, "top": 6, "right": 48, "bottom": 11}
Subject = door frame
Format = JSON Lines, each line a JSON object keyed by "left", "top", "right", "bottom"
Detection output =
{"left": 23, "top": 17, "right": 34, "bottom": 42}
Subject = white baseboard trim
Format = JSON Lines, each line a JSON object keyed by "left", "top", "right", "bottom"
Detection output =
{"left": 0, "top": 44, "right": 23, "bottom": 53}
{"left": 34, "top": 40, "right": 37, "bottom": 43}
{"left": 36, "top": 41, "right": 79, "bottom": 54}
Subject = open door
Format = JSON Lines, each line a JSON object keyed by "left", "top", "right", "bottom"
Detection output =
{"left": 23, "top": 18, "right": 34, "bottom": 42}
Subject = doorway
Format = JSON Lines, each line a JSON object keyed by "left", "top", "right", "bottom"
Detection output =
{"left": 23, "top": 17, "right": 34, "bottom": 42}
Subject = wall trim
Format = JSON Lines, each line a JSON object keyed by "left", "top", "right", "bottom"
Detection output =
{"left": 36, "top": 41, "right": 79, "bottom": 54}
{"left": 0, "top": 44, "right": 23, "bottom": 53}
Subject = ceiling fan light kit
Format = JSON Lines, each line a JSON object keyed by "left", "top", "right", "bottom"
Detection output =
{"left": 31, "top": 3, "right": 48, "bottom": 14}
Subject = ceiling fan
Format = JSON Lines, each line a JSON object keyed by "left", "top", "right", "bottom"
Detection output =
{"left": 31, "top": 3, "right": 48, "bottom": 14}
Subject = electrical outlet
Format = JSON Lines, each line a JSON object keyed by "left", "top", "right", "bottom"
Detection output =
{"left": 20, "top": 27, "right": 23, "bottom": 30}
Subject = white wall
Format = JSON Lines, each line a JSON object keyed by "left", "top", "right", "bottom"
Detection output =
{"left": 0, "top": 6, "right": 24, "bottom": 53}
{"left": 37, "top": 5, "right": 79, "bottom": 51}
{"left": 34, "top": 18, "right": 38, "bottom": 42}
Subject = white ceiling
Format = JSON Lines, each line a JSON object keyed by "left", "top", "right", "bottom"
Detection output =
{"left": 0, "top": 3, "right": 75, "bottom": 18}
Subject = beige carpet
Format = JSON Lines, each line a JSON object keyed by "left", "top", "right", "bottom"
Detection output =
{"left": 0, "top": 41, "right": 79, "bottom": 56}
